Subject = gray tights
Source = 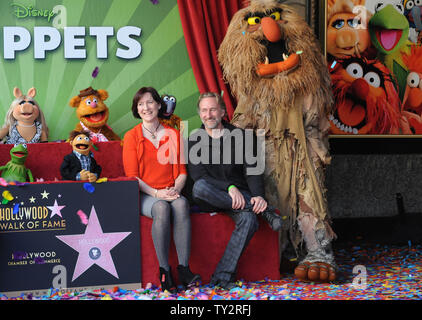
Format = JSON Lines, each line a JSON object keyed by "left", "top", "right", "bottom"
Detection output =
{"left": 151, "top": 197, "right": 191, "bottom": 271}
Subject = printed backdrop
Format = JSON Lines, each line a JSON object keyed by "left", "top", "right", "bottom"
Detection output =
{"left": 326, "top": 0, "right": 422, "bottom": 135}
{"left": 0, "top": 0, "right": 201, "bottom": 141}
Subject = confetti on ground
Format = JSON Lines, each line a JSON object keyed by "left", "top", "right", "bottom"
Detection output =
{"left": 1, "top": 244, "right": 421, "bottom": 300}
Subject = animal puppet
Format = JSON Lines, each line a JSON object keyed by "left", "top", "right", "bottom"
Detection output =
{"left": 0, "top": 87, "right": 48, "bottom": 144}
{"left": 400, "top": 44, "right": 422, "bottom": 133}
{"left": 329, "top": 56, "right": 402, "bottom": 134}
{"left": 60, "top": 130, "right": 102, "bottom": 182}
{"left": 69, "top": 87, "right": 121, "bottom": 142}
{"left": 218, "top": 0, "right": 337, "bottom": 282}
{"left": 326, "top": 0, "right": 373, "bottom": 61}
{"left": 0, "top": 144, "right": 34, "bottom": 182}
{"left": 159, "top": 94, "right": 182, "bottom": 130}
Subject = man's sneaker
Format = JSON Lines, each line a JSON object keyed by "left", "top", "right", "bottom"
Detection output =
{"left": 261, "top": 209, "right": 283, "bottom": 231}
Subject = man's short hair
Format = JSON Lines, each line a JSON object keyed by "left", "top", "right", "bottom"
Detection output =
{"left": 197, "top": 92, "right": 226, "bottom": 113}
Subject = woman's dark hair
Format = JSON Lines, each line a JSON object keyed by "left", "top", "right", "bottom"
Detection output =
{"left": 131, "top": 87, "right": 166, "bottom": 119}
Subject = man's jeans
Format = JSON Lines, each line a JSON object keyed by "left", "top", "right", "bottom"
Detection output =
{"left": 192, "top": 179, "right": 259, "bottom": 283}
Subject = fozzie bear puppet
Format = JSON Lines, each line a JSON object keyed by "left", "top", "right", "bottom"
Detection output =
{"left": 218, "top": 0, "right": 337, "bottom": 282}
{"left": 69, "top": 87, "right": 121, "bottom": 142}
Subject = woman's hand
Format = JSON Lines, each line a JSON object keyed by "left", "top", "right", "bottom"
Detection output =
{"left": 156, "top": 188, "right": 179, "bottom": 201}
{"left": 166, "top": 186, "right": 181, "bottom": 197}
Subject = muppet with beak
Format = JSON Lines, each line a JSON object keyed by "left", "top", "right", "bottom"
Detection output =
{"left": 218, "top": 0, "right": 337, "bottom": 282}
{"left": 60, "top": 130, "right": 102, "bottom": 182}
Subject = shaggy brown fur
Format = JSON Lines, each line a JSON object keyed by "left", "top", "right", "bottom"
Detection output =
{"left": 218, "top": 0, "right": 336, "bottom": 269}
{"left": 218, "top": 0, "right": 333, "bottom": 131}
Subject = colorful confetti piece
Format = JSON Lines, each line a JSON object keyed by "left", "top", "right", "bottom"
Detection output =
{"left": 0, "top": 243, "right": 420, "bottom": 300}
{"left": 76, "top": 210, "right": 89, "bottom": 225}
{"left": 92, "top": 66, "right": 99, "bottom": 78}
{"left": 83, "top": 183, "right": 95, "bottom": 193}
{"left": 96, "top": 177, "right": 108, "bottom": 183}
{"left": 13, "top": 203, "right": 20, "bottom": 214}
{"left": 2, "top": 190, "right": 14, "bottom": 201}
{"left": 0, "top": 178, "right": 7, "bottom": 187}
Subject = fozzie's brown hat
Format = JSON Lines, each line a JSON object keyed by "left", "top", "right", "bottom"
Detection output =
{"left": 78, "top": 87, "right": 98, "bottom": 98}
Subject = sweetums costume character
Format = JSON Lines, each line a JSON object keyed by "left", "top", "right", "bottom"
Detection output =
{"left": 0, "top": 144, "right": 34, "bottom": 182}
{"left": 0, "top": 87, "right": 48, "bottom": 144}
{"left": 60, "top": 130, "right": 102, "bottom": 182}
{"left": 329, "top": 56, "right": 402, "bottom": 134}
{"left": 69, "top": 87, "right": 121, "bottom": 142}
{"left": 218, "top": 0, "right": 336, "bottom": 282}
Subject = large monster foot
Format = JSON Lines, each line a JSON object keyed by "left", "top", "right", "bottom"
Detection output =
{"left": 294, "top": 261, "right": 311, "bottom": 280}
{"left": 294, "top": 261, "right": 336, "bottom": 282}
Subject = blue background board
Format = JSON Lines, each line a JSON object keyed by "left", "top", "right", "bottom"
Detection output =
{"left": 0, "top": 180, "right": 141, "bottom": 294}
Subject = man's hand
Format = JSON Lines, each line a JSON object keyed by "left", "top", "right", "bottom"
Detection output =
{"left": 228, "top": 186, "right": 246, "bottom": 210}
{"left": 250, "top": 196, "right": 267, "bottom": 214}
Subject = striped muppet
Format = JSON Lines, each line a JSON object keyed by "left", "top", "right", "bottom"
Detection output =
{"left": 218, "top": 0, "right": 337, "bottom": 282}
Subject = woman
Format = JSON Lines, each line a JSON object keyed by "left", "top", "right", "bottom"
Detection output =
{"left": 123, "top": 87, "right": 200, "bottom": 293}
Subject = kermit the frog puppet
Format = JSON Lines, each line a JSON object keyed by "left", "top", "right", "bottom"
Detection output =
{"left": 368, "top": 1, "right": 413, "bottom": 99}
{"left": 0, "top": 144, "right": 34, "bottom": 182}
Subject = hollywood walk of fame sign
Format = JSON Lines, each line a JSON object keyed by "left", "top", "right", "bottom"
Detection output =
{"left": 0, "top": 180, "right": 141, "bottom": 296}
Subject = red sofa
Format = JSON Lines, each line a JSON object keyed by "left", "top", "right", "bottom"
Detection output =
{"left": 0, "top": 141, "right": 280, "bottom": 286}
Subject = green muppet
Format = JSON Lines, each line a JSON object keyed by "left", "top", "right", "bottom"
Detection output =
{"left": 369, "top": 2, "right": 413, "bottom": 99}
{"left": 0, "top": 144, "right": 34, "bottom": 182}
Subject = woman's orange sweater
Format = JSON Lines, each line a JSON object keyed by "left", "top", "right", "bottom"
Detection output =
{"left": 122, "top": 123, "right": 186, "bottom": 189}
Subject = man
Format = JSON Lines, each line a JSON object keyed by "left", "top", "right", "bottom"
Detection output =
{"left": 188, "top": 92, "right": 282, "bottom": 289}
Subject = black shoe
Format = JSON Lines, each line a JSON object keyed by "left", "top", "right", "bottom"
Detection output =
{"left": 159, "top": 267, "right": 177, "bottom": 294}
{"left": 177, "top": 265, "right": 201, "bottom": 289}
{"left": 210, "top": 279, "right": 238, "bottom": 290}
{"left": 261, "top": 209, "right": 283, "bottom": 231}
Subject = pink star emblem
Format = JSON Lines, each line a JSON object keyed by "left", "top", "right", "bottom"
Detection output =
{"left": 56, "top": 206, "right": 131, "bottom": 281}
{"left": 47, "top": 199, "right": 66, "bottom": 218}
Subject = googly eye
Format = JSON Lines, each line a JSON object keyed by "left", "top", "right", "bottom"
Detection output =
{"left": 84, "top": 137, "right": 90, "bottom": 141}
{"left": 269, "top": 11, "right": 281, "bottom": 21}
{"left": 247, "top": 16, "right": 261, "bottom": 25}
{"left": 395, "top": 4, "right": 404, "bottom": 14}
{"left": 364, "top": 72, "right": 381, "bottom": 88}
{"left": 415, "top": 0, "right": 422, "bottom": 6}
{"left": 346, "top": 62, "right": 364, "bottom": 79}
{"left": 85, "top": 99, "right": 91, "bottom": 105}
{"left": 22, "top": 143, "right": 27, "bottom": 149}
{"left": 163, "top": 96, "right": 169, "bottom": 102}
{"left": 76, "top": 136, "right": 83, "bottom": 141}
{"left": 93, "top": 98, "right": 97, "bottom": 103}
{"left": 169, "top": 97, "right": 176, "bottom": 102}
{"left": 14, "top": 143, "right": 18, "bottom": 147}
{"left": 406, "top": 1, "right": 415, "bottom": 10}
{"left": 407, "top": 72, "right": 420, "bottom": 88}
